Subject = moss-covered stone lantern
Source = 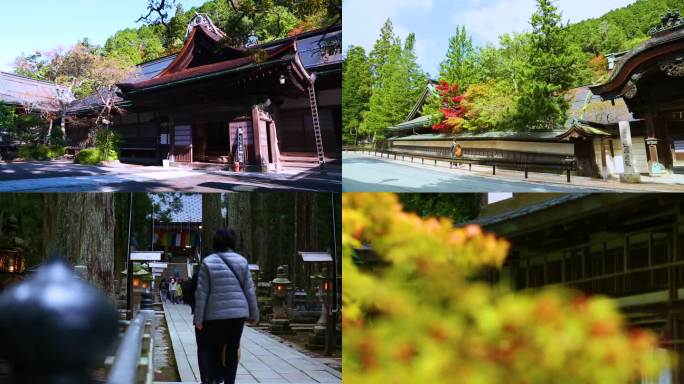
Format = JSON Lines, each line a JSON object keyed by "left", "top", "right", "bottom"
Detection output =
{"left": 269, "top": 265, "right": 293, "bottom": 334}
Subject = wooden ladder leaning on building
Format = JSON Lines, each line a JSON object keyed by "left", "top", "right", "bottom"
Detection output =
{"left": 307, "top": 81, "right": 326, "bottom": 166}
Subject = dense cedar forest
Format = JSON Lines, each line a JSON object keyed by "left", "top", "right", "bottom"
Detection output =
{"left": 342, "top": 0, "right": 684, "bottom": 145}
{"left": 0, "top": 193, "right": 341, "bottom": 297}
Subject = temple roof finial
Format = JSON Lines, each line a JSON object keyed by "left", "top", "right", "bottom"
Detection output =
{"left": 649, "top": 10, "right": 684, "bottom": 36}
{"left": 186, "top": 13, "right": 226, "bottom": 40}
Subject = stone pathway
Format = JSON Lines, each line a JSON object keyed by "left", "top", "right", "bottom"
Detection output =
{"left": 0, "top": 160, "right": 340, "bottom": 192}
{"left": 343, "top": 151, "right": 684, "bottom": 192}
{"left": 162, "top": 302, "right": 342, "bottom": 384}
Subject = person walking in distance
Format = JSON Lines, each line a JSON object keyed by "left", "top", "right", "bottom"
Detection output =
{"left": 168, "top": 278, "right": 177, "bottom": 304}
{"left": 194, "top": 228, "right": 259, "bottom": 384}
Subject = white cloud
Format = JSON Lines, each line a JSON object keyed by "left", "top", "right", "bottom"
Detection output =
{"left": 343, "top": 0, "right": 434, "bottom": 50}
{"left": 456, "top": 0, "right": 635, "bottom": 45}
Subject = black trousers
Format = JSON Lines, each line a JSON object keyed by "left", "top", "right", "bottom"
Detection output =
{"left": 203, "top": 318, "right": 246, "bottom": 384}
{"left": 195, "top": 327, "right": 209, "bottom": 384}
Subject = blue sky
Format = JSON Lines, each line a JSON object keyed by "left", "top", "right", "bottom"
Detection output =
{"left": 343, "top": 0, "right": 636, "bottom": 77}
{"left": 0, "top": 0, "right": 208, "bottom": 72}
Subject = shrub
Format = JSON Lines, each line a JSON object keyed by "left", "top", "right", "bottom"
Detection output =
{"left": 74, "top": 148, "right": 101, "bottom": 165}
{"left": 106, "top": 149, "right": 118, "bottom": 161}
{"left": 17, "top": 144, "right": 64, "bottom": 161}
{"left": 18, "top": 144, "right": 50, "bottom": 161}
{"left": 47, "top": 145, "right": 65, "bottom": 159}
{"left": 93, "top": 127, "right": 121, "bottom": 162}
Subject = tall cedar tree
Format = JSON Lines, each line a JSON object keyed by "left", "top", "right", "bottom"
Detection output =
{"left": 342, "top": 46, "right": 372, "bottom": 145}
{"left": 514, "top": 0, "right": 582, "bottom": 130}
{"left": 439, "top": 25, "right": 477, "bottom": 91}
{"left": 362, "top": 22, "right": 426, "bottom": 141}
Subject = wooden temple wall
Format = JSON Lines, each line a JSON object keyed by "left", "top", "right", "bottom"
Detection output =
{"left": 500, "top": 202, "right": 684, "bottom": 382}
{"left": 277, "top": 89, "right": 341, "bottom": 153}
{"left": 111, "top": 112, "right": 161, "bottom": 163}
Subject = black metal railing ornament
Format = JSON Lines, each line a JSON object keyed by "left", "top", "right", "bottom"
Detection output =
{"left": 0, "top": 256, "right": 119, "bottom": 383}
{"left": 649, "top": 10, "right": 684, "bottom": 36}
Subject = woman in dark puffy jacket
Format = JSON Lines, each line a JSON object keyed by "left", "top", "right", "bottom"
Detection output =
{"left": 194, "top": 228, "right": 259, "bottom": 384}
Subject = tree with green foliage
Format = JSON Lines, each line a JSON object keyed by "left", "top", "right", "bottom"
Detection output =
{"left": 462, "top": 80, "right": 517, "bottom": 132}
{"left": 0, "top": 103, "right": 17, "bottom": 140}
{"left": 402, "top": 34, "right": 428, "bottom": 104}
{"left": 342, "top": 46, "right": 372, "bottom": 145}
{"left": 398, "top": 193, "right": 481, "bottom": 223}
{"left": 104, "top": 26, "right": 166, "bottom": 66}
{"left": 513, "top": 0, "right": 583, "bottom": 130}
{"left": 362, "top": 21, "right": 426, "bottom": 141}
{"left": 439, "top": 25, "right": 478, "bottom": 91}
{"left": 368, "top": 19, "right": 397, "bottom": 81}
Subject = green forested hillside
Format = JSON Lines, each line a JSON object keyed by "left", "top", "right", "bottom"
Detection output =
{"left": 105, "top": 0, "right": 341, "bottom": 66}
{"left": 567, "top": 0, "right": 684, "bottom": 54}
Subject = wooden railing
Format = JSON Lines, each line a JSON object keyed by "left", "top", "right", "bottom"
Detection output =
{"left": 344, "top": 145, "right": 577, "bottom": 183}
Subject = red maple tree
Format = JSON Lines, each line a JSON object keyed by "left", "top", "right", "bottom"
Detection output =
{"left": 432, "top": 81, "right": 466, "bottom": 133}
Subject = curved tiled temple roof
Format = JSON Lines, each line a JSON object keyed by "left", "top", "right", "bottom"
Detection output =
{"left": 1, "top": 14, "right": 342, "bottom": 113}
{"left": 0, "top": 72, "right": 72, "bottom": 112}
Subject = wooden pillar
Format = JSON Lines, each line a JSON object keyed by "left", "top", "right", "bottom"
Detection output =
{"left": 169, "top": 114, "right": 176, "bottom": 162}
{"left": 251, "top": 106, "right": 262, "bottom": 165}
{"left": 600, "top": 139, "right": 608, "bottom": 181}
{"left": 270, "top": 120, "right": 281, "bottom": 169}
{"left": 644, "top": 111, "right": 661, "bottom": 174}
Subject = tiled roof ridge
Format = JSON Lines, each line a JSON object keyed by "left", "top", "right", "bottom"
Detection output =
{"left": 0, "top": 71, "right": 69, "bottom": 89}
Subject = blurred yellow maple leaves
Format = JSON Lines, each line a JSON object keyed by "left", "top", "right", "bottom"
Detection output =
{"left": 343, "top": 193, "right": 669, "bottom": 384}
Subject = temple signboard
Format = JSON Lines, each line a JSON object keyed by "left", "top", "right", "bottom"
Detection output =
{"left": 237, "top": 127, "right": 245, "bottom": 164}
{"left": 619, "top": 121, "right": 641, "bottom": 183}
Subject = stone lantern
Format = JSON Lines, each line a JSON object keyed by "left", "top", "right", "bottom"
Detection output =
{"left": 0, "top": 256, "right": 119, "bottom": 383}
{"left": 306, "top": 267, "right": 331, "bottom": 350}
{"left": 269, "top": 265, "right": 293, "bottom": 334}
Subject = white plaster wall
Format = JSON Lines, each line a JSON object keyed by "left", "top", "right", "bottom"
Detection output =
{"left": 593, "top": 136, "right": 648, "bottom": 178}
{"left": 392, "top": 139, "right": 574, "bottom": 156}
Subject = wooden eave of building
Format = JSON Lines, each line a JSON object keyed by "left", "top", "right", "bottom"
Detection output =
{"left": 589, "top": 25, "right": 684, "bottom": 99}
{"left": 156, "top": 26, "right": 244, "bottom": 78}
{"left": 405, "top": 80, "right": 438, "bottom": 121}
{"left": 466, "top": 193, "right": 648, "bottom": 239}
{"left": 556, "top": 119, "right": 618, "bottom": 141}
{"left": 386, "top": 115, "right": 433, "bottom": 135}
{"left": 118, "top": 42, "right": 296, "bottom": 94}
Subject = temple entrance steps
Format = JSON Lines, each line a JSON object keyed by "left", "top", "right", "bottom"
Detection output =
{"left": 160, "top": 262, "right": 191, "bottom": 281}
{"left": 280, "top": 152, "right": 341, "bottom": 169}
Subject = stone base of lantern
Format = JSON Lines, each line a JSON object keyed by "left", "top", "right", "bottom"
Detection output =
{"left": 269, "top": 318, "right": 294, "bottom": 334}
{"left": 305, "top": 324, "right": 328, "bottom": 350}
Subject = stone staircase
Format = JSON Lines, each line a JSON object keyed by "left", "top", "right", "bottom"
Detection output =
{"left": 160, "top": 262, "right": 191, "bottom": 281}
{"left": 280, "top": 152, "right": 341, "bottom": 170}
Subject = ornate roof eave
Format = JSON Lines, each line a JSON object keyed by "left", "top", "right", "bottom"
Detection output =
{"left": 406, "top": 80, "right": 438, "bottom": 122}
{"left": 186, "top": 13, "right": 226, "bottom": 41}
{"left": 156, "top": 15, "right": 243, "bottom": 78}
{"left": 556, "top": 120, "right": 618, "bottom": 141}
{"left": 118, "top": 42, "right": 297, "bottom": 94}
{"left": 590, "top": 19, "right": 684, "bottom": 99}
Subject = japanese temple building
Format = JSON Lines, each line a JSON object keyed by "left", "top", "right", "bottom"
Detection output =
{"left": 2, "top": 14, "right": 342, "bottom": 171}
{"left": 589, "top": 11, "right": 684, "bottom": 174}
{"left": 386, "top": 11, "right": 684, "bottom": 180}
{"left": 469, "top": 193, "right": 684, "bottom": 381}
{"left": 0, "top": 72, "right": 72, "bottom": 144}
